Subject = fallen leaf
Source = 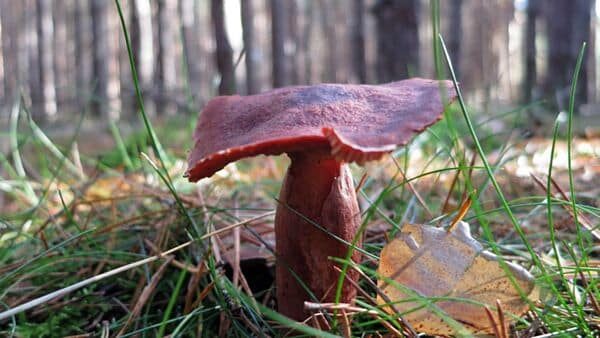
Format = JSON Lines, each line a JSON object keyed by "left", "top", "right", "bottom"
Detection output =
{"left": 84, "top": 176, "right": 134, "bottom": 200}
{"left": 377, "top": 221, "right": 537, "bottom": 336}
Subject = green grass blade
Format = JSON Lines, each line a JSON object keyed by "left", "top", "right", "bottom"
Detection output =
{"left": 566, "top": 43, "right": 587, "bottom": 259}
{"left": 108, "top": 120, "right": 135, "bottom": 171}
{"left": 113, "top": 0, "right": 169, "bottom": 167}
{"left": 157, "top": 268, "right": 188, "bottom": 337}
{"left": 25, "top": 111, "right": 84, "bottom": 180}
{"left": 9, "top": 102, "right": 38, "bottom": 205}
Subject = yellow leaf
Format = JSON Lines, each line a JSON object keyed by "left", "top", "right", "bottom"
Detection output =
{"left": 377, "top": 222, "right": 537, "bottom": 336}
{"left": 85, "top": 176, "right": 132, "bottom": 200}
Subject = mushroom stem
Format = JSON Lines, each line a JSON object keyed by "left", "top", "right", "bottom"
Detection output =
{"left": 275, "top": 150, "right": 361, "bottom": 321}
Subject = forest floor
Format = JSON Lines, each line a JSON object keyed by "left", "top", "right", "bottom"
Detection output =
{"left": 0, "top": 103, "right": 599, "bottom": 337}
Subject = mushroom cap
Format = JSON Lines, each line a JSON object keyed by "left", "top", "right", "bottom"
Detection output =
{"left": 187, "top": 78, "right": 457, "bottom": 181}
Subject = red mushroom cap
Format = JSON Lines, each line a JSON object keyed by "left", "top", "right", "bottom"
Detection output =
{"left": 186, "top": 78, "right": 456, "bottom": 181}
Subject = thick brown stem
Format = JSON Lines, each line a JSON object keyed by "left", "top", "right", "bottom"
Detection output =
{"left": 275, "top": 151, "right": 361, "bottom": 320}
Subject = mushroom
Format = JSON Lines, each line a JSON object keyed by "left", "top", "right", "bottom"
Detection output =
{"left": 186, "top": 78, "right": 456, "bottom": 320}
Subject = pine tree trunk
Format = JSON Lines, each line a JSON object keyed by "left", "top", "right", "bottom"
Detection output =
{"left": 18, "top": 1, "right": 30, "bottom": 100}
{"left": 181, "top": 0, "right": 203, "bottom": 103}
{"left": 523, "top": 0, "right": 538, "bottom": 103}
{"left": 297, "top": 0, "right": 315, "bottom": 84}
{"left": 544, "top": 0, "right": 592, "bottom": 109}
{"left": 131, "top": 0, "right": 155, "bottom": 115}
{"left": 446, "top": 0, "right": 462, "bottom": 78}
{"left": 91, "top": 0, "right": 120, "bottom": 119}
{"left": 0, "top": 10, "right": 4, "bottom": 100}
{"left": 74, "top": 0, "right": 92, "bottom": 112}
{"left": 351, "top": 0, "right": 366, "bottom": 83}
{"left": 271, "top": 0, "right": 288, "bottom": 87}
{"left": 211, "top": 0, "right": 236, "bottom": 94}
{"left": 131, "top": 0, "right": 154, "bottom": 87}
{"left": 319, "top": 0, "right": 337, "bottom": 82}
{"left": 52, "top": 0, "right": 68, "bottom": 113}
{"left": 0, "top": 2, "right": 17, "bottom": 101}
{"left": 157, "top": 0, "right": 178, "bottom": 114}
{"left": 27, "top": 0, "right": 41, "bottom": 116}
{"left": 571, "top": 0, "right": 592, "bottom": 106}
{"left": 241, "top": 0, "right": 260, "bottom": 94}
{"left": 373, "top": 0, "right": 420, "bottom": 82}
{"left": 287, "top": 0, "right": 300, "bottom": 85}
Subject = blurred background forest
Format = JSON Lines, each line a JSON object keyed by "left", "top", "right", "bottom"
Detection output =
{"left": 0, "top": 0, "right": 598, "bottom": 127}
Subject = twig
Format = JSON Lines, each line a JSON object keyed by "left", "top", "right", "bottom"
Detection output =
{"left": 340, "top": 308, "right": 351, "bottom": 338}
{"left": 117, "top": 256, "right": 173, "bottom": 336}
{"left": 496, "top": 300, "right": 508, "bottom": 338}
{"left": 345, "top": 262, "right": 417, "bottom": 337}
{"left": 446, "top": 194, "right": 472, "bottom": 233}
{"left": 333, "top": 266, "right": 377, "bottom": 306}
{"left": 233, "top": 200, "right": 241, "bottom": 288}
{"left": 441, "top": 158, "right": 461, "bottom": 214}
{"left": 483, "top": 306, "right": 502, "bottom": 338}
{"left": 355, "top": 172, "right": 368, "bottom": 193}
{"left": 144, "top": 239, "right": 201, "bottom": 273}
{"left": 549, "top": 176, "right": 600, "bottom": 240}
{"left": 391, "top": 156, "right": 433, "bottom": 219}
{"left": 530, "top": 172, "right": 600, "bottom": 240}
{"left": 184, "top": 257, "right": 208, "bottom": 314}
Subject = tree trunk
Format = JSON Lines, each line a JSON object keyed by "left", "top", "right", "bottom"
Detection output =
{"left": 27, "top": 0, "right": 41, "bottom": 116}
{"left": 181, "top": 0, "right": 203, "bottom": 104}
{"left": 131, "top": 0, "right": 155, "bottom": 115}
{"left": 588, "top": 3, "right": 597, "bottom": 103}
{"left": 287, "top": 0, "right": 300, "bottom": 85}
{"left": 0, "top": 10, "right": 4, "bottom": 100}
{"left": 131, "top": 0, "right": 154, "bottom": 88}
{"left": 74, "top": 0, "right": 91, "bottom": 112}
{"left": 523, "top": 0, "right": 538, "bottom": 104}
{"left": 271, "top": 0, "right": 288, "bottom": 87}
{"left": 241, "top": 0, "right": 260, "bottom": 94}
{"left": 459, "top": 0, "right": 512, "bottom": 104}
{"left": 544, "top": 0, "right": 592, "bottom": 109}
{"left": 52, "top": 0, "right": 68, "bottom": 113}
{"left": 91, "top": 0, "right": 120, "bottom": 119}
{"left": 445, "top": 0, "right": 462, "bottom": 78}
{"left": 373, "top": 0, "right": 420, "bottom": 82}
{"left": 319, "top": 0, "right": 337, "bottom": 82}
{"left": 300, "top": 0, "right": 315, "bottom": 84}
{"left": 571, "top": 0, "right": 592, "bottom": 106}
{"left": 351, "top": 0, "right": 366, "bottom": 83}
{"left": 0, "top": 2, "right": 18, "bottom": 102}
{"left": 211, "top": 0, "right": 236, "bottom": 94}
{"left": 18, "top": 1, "right": 30, "bottom": 101}
{"left": 157, "top": 0, "right": 178, "bottom": 114}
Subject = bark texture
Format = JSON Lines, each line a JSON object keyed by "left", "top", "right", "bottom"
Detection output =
{"left": 523, "top": 0, "right": 538, "bottom": 103}
{"left": 544, "top": 0, "right": 592, "bottom": 109}
{"left": 157, "top": 0, "right": 178, "bottom": 114}
{"left": 351, "top": 0, "right": 366, "bottom": 83}
{"left": 211, "top": 0, "right": 235, "bottom": 94}
{"left": 241, "top": 0, "right": 260, "bottom": 94}
{"left": 271, "top": 0, "right": 289, "bottom": 87}
{"left": 36, "top": 0, "right": 56, "bottom": 120}
{"left": 373, "top": 0, "right": 419, "bottom": 82}
{"left": 180, "top": 0, "right": 203, "bottom": 103}
{"left": 91, "top": 0, "right": 120, "bottom": 119}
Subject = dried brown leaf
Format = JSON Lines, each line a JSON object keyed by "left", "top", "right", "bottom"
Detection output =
{"left": 377, "top": 222, "right": 537, "bottom": 336}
